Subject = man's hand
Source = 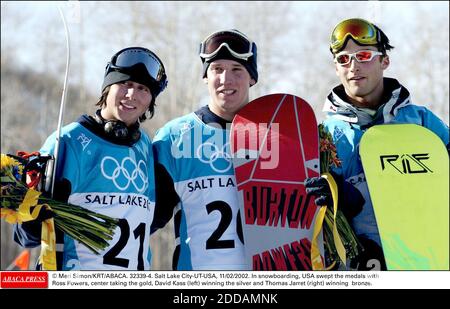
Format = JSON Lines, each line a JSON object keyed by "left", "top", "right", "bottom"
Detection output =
{"left": 14, "top": 206, "right": 55, "bottom": 247}
{"left": 305, "top": 177, "right": 332, "bottom": 207}
{"left": 306, "top": 174, "right": 365, "bottom": 219}
{"left": 34, "top": 207, "right": 54, "bottom": 222}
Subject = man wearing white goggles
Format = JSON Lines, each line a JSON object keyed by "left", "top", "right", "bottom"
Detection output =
{"left": 305, "top": 18, "right": 449, "bottom": 271}
{"left": 152, "top": 29, "right": 258, "bottom": 270}
{"left": 199, "top": 29, "right": 258, "bottom": 84}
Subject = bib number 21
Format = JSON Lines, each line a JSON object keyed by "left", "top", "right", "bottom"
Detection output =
{"left": 103, "top": 219, "right": 146, "bottom": 270}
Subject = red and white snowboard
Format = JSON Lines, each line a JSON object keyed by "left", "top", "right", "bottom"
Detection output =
{"left": 231, "top": 94, "right": 324, "bottom": 270}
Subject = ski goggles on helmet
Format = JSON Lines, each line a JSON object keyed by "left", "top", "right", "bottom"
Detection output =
{"left": 199, "top": 30, "right": 256, "bottom": 61}
{"left": 106, "top": 47, "right": 168, "bottom": 87}
{"left": 334, "top": 50, "right": 383, "bottom": 66}
{"left": 330, "top": 18, "right": 379, "bottom": 53}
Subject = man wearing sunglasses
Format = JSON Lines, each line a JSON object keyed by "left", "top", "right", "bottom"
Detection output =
{"left": 306, "top": 18, "right": 449, "bottom": 270}
{"left": 14, "top": 47, "right": 168, "bottom": 270}
{"left": 152, "top": 30, "right": 257, "bottom": 270}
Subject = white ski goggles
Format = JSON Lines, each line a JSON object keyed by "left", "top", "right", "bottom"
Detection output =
{"left": 334, "top": 50, "right": 383, "bottom": 66}
{"left": 199, "top": 30, "right": 255, "bottom": 60}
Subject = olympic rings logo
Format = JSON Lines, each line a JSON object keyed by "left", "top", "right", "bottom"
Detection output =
{"left": 196, "top": 142, "right": 232, "bottom": 173}
{"left": 101, "top": 156, "right": 148, "bottom": 193}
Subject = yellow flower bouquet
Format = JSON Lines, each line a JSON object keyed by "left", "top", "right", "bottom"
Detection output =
{"left": 1, "top": 153, "right": 118, "bottom": 269}
{"left": 318, "top": 124, "right": 361, "bottom": 269}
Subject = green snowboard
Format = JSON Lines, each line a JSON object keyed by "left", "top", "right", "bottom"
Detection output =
{"left": 360, "top": 124, "right": 449, "bottom": 270}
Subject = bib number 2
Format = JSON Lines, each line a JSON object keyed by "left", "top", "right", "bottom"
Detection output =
{"left": 205, "top": 201, "right": 244, "bottom": 250}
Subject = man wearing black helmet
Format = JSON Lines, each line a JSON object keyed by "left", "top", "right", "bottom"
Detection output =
{"left": 14, "top": 47, "right": 168, "bottom": 270}
{"left": 305, "top": 18, "right": 449, "bottom": 270}
{"left": 152, "top": 29, "right": 257, "bottom": 270}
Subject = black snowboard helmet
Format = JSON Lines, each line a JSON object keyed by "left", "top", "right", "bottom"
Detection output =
{"left": 101, "top": 47, "right": 168, "bottom": 119}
